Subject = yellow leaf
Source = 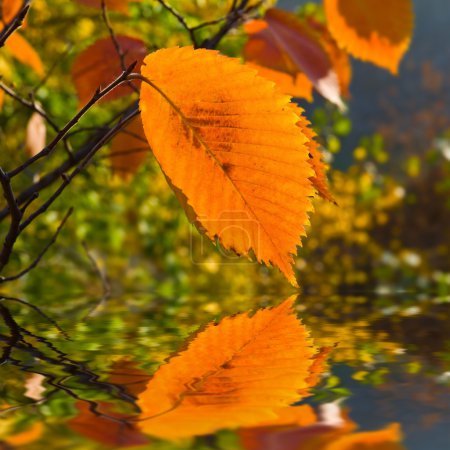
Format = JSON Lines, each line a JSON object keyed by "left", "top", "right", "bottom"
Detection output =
{"left": 138, "top": 297, "right": 323, "bottom": 439}
{"left": 139, "top": 46, "right": 315, "bottom": 286}
{"left": 4, "top": 33, "right": 44, "bottom": 76}
{"left": 324, "top": 0, "right": 414, "bottom": 74}
{"left": 110, "top": 117, "right": 149, "bottom": 179}
{"left": 25, "top": 112, "right": 47, "bottom": 157}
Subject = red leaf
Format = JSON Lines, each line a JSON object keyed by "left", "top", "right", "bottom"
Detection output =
{"left": 71, "top": 35, "right": 146, "bottom": 105}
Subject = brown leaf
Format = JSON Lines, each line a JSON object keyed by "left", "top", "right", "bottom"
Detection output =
{"left": 25, "top": 112, "right": 46, "bottom": 157}
{"left": 244, "top": 9, "right": 345, "bottom": 108}
{"left": 68, "top": 401, "right": 149, "bottom": 448}
{"left": 110, "top": 116, "right": 149, "bottom": 179}
{"left": 75, "top": 0, "right": 142, "bottom": 13}
{"left": 71, "top": 35, "right": 146, "bottom": 105}
{"left": 139, "top": 46, "right": 316, "bottom": 286}
{"left": 138, "top": 297, "right": 325, "bottom": 439}
{"left": 324, "top": 0, "right": 414, "bottom": 74}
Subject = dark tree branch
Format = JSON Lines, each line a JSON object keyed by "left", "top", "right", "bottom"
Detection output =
{"left": 0, "top": 168, "right": 23, "bottom": 272}
{"left": 0, "top": 208, "right": 73, "bottom": 283}
{"left": 0, "top": 1, "right": 30, "bottom": 48}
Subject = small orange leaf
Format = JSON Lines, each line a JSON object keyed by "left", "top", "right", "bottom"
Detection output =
{"left": 138, "top": 297, "right": 324, "bottom": 439}
{"left": 139, "top": 46, "right": 316, "bottom": 286}
{"left": 75, "top": 0, "right": 142, "bottom": 13}
{"left": 68, "top": 401, "right": 149, "bottom": 448}
{"left": 244, "top": 9, "right": 344, "bottom": 108}
{"left": 25, "top": 113, "right": 46, "bottom": 157}
{"left": 326, "top": 423, "right": 405, "bottom": 450}
{"left": 110, "top": 117, "right": 149, "bottom": 179}
{"left": 5, "top": 422, "right": 44, "bottom": 447}
{"left": 0, "top": 89, "right": 4, "bottom": 110}
{"left": 71, "top": 35, "right": 146, "bottom": 105}
{"left": 324, "top": 0, "right": 414, "bottom": 74}
{"left": 5, "top": 33, "right": 44, "bottom": 75}
{"left": 2, "top": 0, "right": 23, "bottom": 23}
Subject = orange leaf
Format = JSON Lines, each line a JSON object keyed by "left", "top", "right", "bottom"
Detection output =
{"left": 324, "top": 0, "right": 414, "bottom": 74}
{"left": 291, "top": 104, "right": 335, "bottom": 203}
{"left": 25, "top": 113, "right": 47, "bottom": 157}
{"left": 325, "top": 423, "right": 405, "bottom": 450}
{"left": 2, "top": 0, "right": 23, "bottom": 23}
{"left": 110, "top": 117, "right": 149, "bottom": 179}
{"left": 5, "top": 422, "right": 44, "bottom": 447}
{"left": 246, "top": 62, "right": 314, "bottom": 101}
{"left": 5, "top": 33, "right": 44, "bottom": 75}
{"left": 68, "top": 401, "right": 149, "bottom": 448}
{"left": 75, "top": 0, "right": 142, "bottom": 13}
{"left": 138, "top": 297, "right": 324, "bottom": 439}
{"left": 244, "top": 9, "right": 344, "bottom": 108}
{"left": 71, "top": 35, "right": 146, "bottom": 105}
{"left": 0, "top": 89, "right": 4, "bottom": 110}
{"left": 139, "top": 46, "right": 315, "bottom": 286}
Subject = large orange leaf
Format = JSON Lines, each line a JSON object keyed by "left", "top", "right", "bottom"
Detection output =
{"left": 4, "top": 33, "right": 44, "bottom": 75}
{"left": 244, "top": 10, "right": 345, "bottom": 108}
{"left": 75, "top": 0, "right": 141, "bottom": 13}
{"left": 110, "top": 117, "right": 149, "bottom": 178}
{"left": 71, "top": 35, "right": 146, "bottom": 105}
{"left": 139, "top": 46, "right": 315, "bottom": 286}
{"left": 138, "top": 297, "right": 323, "bottom": 439}
{"left": 324, "top": 0, "right": 414, "bottom": 74}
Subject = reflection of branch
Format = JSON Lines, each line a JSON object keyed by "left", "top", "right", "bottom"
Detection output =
{"left": 0, "top": 208, "right": 73, "bottom": 283}
{"left": 0, "top": 304, "right": 139, "bottom": 420}
{"left": 0, "top": 1, "right": 30, "bottom": 48}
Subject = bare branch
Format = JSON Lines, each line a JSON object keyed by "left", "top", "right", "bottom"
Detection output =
{"left": 7, "top": 62, "right": 137, "bottom": 178}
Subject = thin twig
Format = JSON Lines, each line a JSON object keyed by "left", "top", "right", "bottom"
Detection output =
{"left": 0, "top": 80, "right": 59, "bottom": 132}
{"left": 156, "top": 0, "right": 198, "bottom": 46}
{"left": 101, "top": 0, "right": 139, "bottom": 94}
{"left": 0, "top": 208, "right": 73, "bottom": 283}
